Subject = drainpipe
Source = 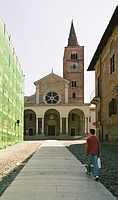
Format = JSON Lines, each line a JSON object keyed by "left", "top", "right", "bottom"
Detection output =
{"left": 99, "top": 58, "right": 104, "bottom": 141}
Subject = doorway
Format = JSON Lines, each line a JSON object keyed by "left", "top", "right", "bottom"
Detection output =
{"left": 48, "top": 125, "right": 55, "bottom": 136}
{"left": 71, "top": 128, "right": 75, "bottom": 136}
{"left": 29, "top": 128, "right": 33, "bottom": 135}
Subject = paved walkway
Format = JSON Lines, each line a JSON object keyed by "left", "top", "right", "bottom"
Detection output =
{"left": 0, "top": 140, "right": 117, "bottom": 200}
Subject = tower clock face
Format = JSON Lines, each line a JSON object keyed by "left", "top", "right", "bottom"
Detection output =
{"left": 44, "top": 92, "right": 60, "bottom": 104}
{"left": 71, "top": 63, "right": 78, "bottom": 71}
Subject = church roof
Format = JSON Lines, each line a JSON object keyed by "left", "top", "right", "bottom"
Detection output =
{"left": 87, "top": 6, "right": 118, "bottom": 71}
{"left": 34, "top": 72, "right": 70, "bottom": 85}
{"left": 67, "top": 21, "right": 79, "bottom": 47}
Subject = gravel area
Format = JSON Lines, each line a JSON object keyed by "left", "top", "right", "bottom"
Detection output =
{"left": 0, "top": 141, "right": 42, "bottom": 196}
{"left": 66, "top": 140, "right": 118, "bottom": 198}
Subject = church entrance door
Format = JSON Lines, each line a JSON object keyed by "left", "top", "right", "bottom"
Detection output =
{"left": 71, "top": 128, "right": 75, "bottom": 136}
{"left": 48, "top": 125, "right": 55, "bottom": 136}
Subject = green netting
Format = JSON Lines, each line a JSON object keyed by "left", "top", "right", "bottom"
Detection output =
{"left": 0, "top": 18, "right": 24, "bottom": 145}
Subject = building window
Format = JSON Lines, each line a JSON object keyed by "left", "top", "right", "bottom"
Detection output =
{"left": 110, "top": 39, "right": 115, "bottom": 53}
{"left": 109, "top": 98, "right": 117, "bottom": 117}
{"left": 72, "top": 80, "right": 76, "bottom": 87}
{"left": 45, "top": 91, "right": 59, "bottom": 104}
{"left": 73, "top": 93, "right": 76, "bottom": 98}
{"left": 110, "top": 54, "right": 115, "bottom": 75}
{"left": 89, "top": 116, "right": 91, "bottom": 122}
{"left": 71, "top": 53, "right": 77, "bottom": 60}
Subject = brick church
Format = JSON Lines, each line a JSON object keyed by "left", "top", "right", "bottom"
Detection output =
{"left": 24, "top": 21, "right": 95, "bottom": 139}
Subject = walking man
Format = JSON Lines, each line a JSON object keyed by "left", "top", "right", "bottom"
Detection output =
{"left": 86, "top": 129, "right": 100, "bottom": 181}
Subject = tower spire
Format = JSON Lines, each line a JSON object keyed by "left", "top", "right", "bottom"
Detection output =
{"left": 68, "top": 20, "right": 79, "bottom": 47}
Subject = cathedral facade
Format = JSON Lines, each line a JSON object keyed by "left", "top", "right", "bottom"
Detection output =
{"left": 24, "top": 22, "right": 95, "bottom": 139}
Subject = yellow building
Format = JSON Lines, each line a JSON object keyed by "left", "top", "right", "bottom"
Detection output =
{"left": 88, "top": 6, "right": 118, "bottom": 142}
{"left": 24, "top": 22, "right": 95, "bottom": 140}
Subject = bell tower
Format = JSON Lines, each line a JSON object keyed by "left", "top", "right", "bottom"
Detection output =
{"left": 63, "top": 21, "right": 84, "bottom": 104}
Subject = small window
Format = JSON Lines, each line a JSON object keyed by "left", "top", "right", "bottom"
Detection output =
{"left": 73, "top": 93, "right": 76, "bottom": 98}
{"left": 72, "top": 80, "right": 76, "bottom": 87}
{"left": 89, "top": 116, "right": 91, "bottom": 122}
{"left": 110, "top": 54, "right": 115, "bottom": 75}
{"left": 110, "top": 39, "right": 115, "bottom": 53}
{"left": 71, "top": 53, "right": 77, "bottom": 60}
{"left": 109, "top": 98, "right": 117, "bottom": 117}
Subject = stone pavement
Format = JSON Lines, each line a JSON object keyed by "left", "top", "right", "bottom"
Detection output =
{"left": 0, "top": 140, "right": 117, "bottom": 200}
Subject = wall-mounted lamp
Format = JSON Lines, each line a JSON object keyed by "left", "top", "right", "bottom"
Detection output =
{"left": 16, "top": 119, "right": 20, "bottom": 126}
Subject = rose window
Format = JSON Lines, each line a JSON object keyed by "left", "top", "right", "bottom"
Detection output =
{"left": 45, "top": 92, "right": 59, "bottom": 104}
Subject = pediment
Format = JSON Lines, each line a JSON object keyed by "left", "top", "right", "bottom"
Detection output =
{"left": 34, "top": 72, "right": 69, "bottom": 85}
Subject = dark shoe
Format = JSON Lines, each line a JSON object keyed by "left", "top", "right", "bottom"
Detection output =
{"left": 95, "top": 176, "right": 99, "bottom": 181}
{"left": 86, "top": 171, "right": 91, "bottom": 175}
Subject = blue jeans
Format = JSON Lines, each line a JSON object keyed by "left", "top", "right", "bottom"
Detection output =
{"left": 86, "top": 154, "right": 100, "bottom": 177}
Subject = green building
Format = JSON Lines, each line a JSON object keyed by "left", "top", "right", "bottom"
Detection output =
{"left": 0, "top": 18, "right": 24, "bottom": 146}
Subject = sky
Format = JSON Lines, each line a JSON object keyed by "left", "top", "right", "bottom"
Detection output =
{"left": 0, "top": 0, "right": 118, "bottom": 103}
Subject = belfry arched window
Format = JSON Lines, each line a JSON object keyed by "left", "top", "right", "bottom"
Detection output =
{"left": 71, "top": 53, "right": 77, "bottom": 60}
